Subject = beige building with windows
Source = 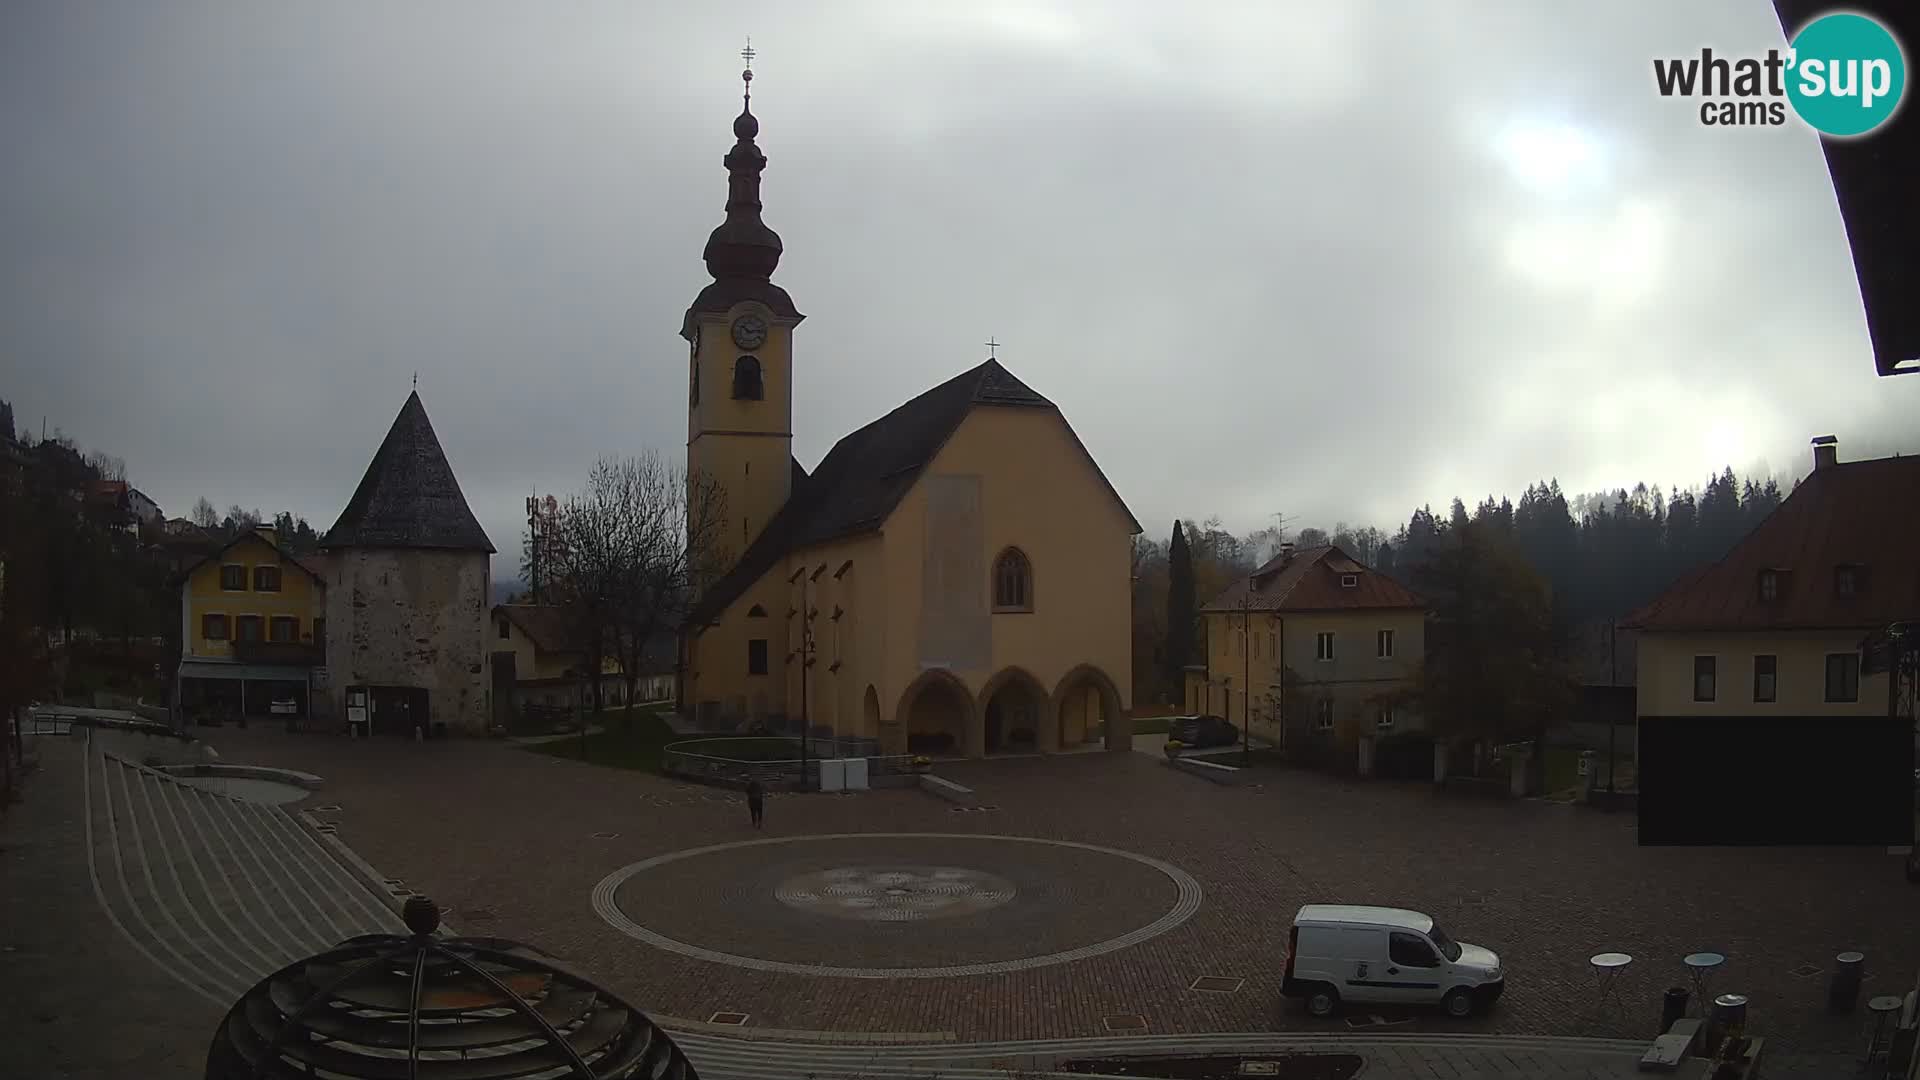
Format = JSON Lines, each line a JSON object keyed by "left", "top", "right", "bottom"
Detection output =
{"left": 1191, "top": 544, "right": 1427, "bottom": 756}
{"left": 676, "top": 72, "right": 1138, "bottom": 757}
{"left": 1623, "top": 436, "right": 1915, "bottom": 723}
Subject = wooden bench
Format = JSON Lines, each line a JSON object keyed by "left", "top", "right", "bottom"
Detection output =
{"left": 1172, "top": 757, "right": 1244, "bottom": 786}
{"left": 918, "top": 774, "right": 977, "bottom": 807}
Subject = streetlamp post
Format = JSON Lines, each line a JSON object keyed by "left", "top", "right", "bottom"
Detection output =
{"left": 1240, "top": 593, "right": 1253, "bottom": 767}
{"left": 788, "top": 567, "right": 815, "bottom": 790}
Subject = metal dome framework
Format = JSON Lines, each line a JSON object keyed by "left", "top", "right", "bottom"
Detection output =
{"left": 206, "top": 899, "right": 696, "bottom": 1080}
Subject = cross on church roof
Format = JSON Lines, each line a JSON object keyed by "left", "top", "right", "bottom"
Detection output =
{"left": 985, "top": 337, "right": 1001, "bottom": 359}
{"left": 742, "top": 37, "right": 755, "bottom": 70}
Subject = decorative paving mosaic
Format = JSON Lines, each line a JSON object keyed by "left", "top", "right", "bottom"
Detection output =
{"left": 594, "top": 832, "right": 1204, "bottom": 979}
{"left": 774, "top": 866, "right": 1017, "bottom": 922}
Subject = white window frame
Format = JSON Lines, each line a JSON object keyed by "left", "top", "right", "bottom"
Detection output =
{"left": 1340, "top": 573, "right": 1358, "bottom": 588}
{"left": 1315, "top": 631, "right": 1335, "bottom": 662}
{"left": 1315, "top": 699, "right": 1334, "bottom": 730}
{"left": 1692, "top": 655, "right": 1717, "bottom": 703}
{"left": 1375, "top": 705, "right": 1395, "bottom": 730}
{"left": 1376, "top": 628, "right": 1394, "bottom": 659}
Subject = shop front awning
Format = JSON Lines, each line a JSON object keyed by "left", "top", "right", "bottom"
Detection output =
{"left": 177, "top": 660, "right": 315, "bottom": 683}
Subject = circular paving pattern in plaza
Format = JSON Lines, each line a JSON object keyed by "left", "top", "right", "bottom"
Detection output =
{"left": 592, "top": 833, "right": 1203, "bottom": 978}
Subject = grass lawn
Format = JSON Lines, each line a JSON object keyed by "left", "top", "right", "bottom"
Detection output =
{"left": 525, "top": 707, "right": 679, "bottom": 773}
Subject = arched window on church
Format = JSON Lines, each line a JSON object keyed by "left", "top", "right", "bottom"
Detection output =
{"left": 732, "top": 356, "right": 763, "bottom": 400}
{"left": 992, "top": 548, "right": 1033, "bottom": 612}
{"left": 747, "top": 604, "right": 767, "bottom": 618}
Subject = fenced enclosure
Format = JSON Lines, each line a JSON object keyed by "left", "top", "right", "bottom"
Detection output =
{"left": 661, "top": 736, "right": 915, "bottom": 790}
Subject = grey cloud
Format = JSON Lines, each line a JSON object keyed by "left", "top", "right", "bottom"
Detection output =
{"left": 3, "top": 0, "right": 1915, "bottom": 563}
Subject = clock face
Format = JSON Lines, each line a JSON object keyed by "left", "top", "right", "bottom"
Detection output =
{"left": 731, "top": 314, "right": 768, "bottom": 350}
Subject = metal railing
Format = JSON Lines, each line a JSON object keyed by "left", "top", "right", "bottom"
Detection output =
{"left": 661, "top": 737, "right": 918, "bottom": 788}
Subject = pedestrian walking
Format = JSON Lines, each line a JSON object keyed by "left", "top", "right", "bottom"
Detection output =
{"left": 745, "top": 777, "right": 765, "bottom": 829}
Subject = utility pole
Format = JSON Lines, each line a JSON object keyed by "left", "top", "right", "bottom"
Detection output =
{"left": 525, "top": 495, "right": 542, "bottom": 604}
{"left": 1606, "top": 618, "right": 1617, "bottom": 797}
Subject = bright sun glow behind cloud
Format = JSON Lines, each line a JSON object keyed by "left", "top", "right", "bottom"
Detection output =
{"left": 1494, "top": 120, "right": 1606, "bottom": 193}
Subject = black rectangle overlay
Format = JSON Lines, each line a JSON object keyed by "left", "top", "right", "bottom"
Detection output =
{"left": 1638, "top": 715, "right": 1914, "bottom": 845}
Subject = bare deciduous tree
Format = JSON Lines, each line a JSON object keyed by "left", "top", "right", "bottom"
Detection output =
{"left": 190, "top": 497, "right": 220, "bottom": 529}
{"left": 542, "top": 454, "right": 729, "bottom": 728}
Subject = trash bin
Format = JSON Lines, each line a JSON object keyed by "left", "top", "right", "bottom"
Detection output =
{"left": 1662, "top": 986, "right": 1690, "bottom": 1034}
{"left": 1829, "top": 951, "right": 1865, "bottom": 1014}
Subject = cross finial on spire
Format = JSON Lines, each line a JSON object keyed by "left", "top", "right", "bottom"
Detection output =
{"left": 985, "top": 336, "right": 1001, "bottom": 359}
{"left": 412, "top": 371, "right": 418, "bottom": 389}
{"left": 742, "top": 37, "right": 755, "bottom": 71}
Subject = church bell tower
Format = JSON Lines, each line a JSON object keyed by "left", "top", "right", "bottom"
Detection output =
{"left": 683, "top": 43, "right": 804, "bottom": 566}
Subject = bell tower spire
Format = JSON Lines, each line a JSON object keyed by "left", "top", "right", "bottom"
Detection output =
{"left": 683, "top": 40, "right": 803, "bottom": 570}
{"left": 703, "top": 39, "right": 783, "bottom": 283}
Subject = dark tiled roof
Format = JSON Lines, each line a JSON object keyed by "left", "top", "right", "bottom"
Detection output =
{"left": 324, "top": 392, "right": 495, "bottom": 553}
{"left": 1201, "top": 545, "right": 1427, "bottom": 613}
{"left": 496, "top": 604, "right": 676, "bottom": 674}
{"left": 495, "top": 604, "right": 578, "bottom": 654}
{"left": 687, "top": 358, "right": 1140, "bottom": 626}
{"left": 170, "top": 531, "right": 327, "bottom": 589}
{"left": 1621, "top": 454, "right": 1920, "bottom": 631}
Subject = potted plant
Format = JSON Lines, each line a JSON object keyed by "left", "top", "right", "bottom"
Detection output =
{"left": 1163, "top": 739, "right": 1184, "bottom": 762}
{"left": 909, "top": 754, "right": 932, "bottom": 774}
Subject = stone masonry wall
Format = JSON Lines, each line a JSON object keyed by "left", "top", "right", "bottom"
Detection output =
{"left": 323, "top": 548, "right": 490, "bottom": 734}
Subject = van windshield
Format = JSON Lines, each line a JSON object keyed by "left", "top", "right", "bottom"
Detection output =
{"left": 1426, "top": 924, "right": 1463, "bottom": 962}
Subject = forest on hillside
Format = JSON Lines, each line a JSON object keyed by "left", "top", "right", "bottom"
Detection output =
{"left": 1130, "top": 467, "right": 1786, "bottom": 703}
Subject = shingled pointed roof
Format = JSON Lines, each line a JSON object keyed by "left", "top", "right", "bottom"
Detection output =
{"left": 1201, "top": 545, "right": 1425, "bottom": 614}
{"left": 1621, "top": 452, "right": 1920, "bottom": 632}
{"left": 687, "top": 358, "right": 1139, "bottom": 627}
{"left": 325, "top": 391, "right": 495, "bottom": 553}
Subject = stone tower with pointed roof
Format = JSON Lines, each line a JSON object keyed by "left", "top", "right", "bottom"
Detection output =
{"left": 677, "top": 62, "right": 1141, "bottom": 760}
{"left": 321, "top": 391, "right": 495, "bottom": 735}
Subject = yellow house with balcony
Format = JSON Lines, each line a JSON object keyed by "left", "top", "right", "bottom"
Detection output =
{"left": 1192, "top": 544, "right": 1428, "bottom": 760}
{"left": 174, "top": 526, "right": 329, "bottom": 721}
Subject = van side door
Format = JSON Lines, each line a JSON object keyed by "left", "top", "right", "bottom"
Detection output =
{"left": 1334, "top": 928, "right": 1392, "bottom": 1004}
{"left": 1378, "top": 931, "right": 1447, "bottom": 1003}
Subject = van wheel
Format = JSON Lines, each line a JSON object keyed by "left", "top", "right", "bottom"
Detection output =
{"left": 1442, "top": 988, "right": 1476, "bottom": 1018}
{"left": 1305, "top": 985, "right": 1340, "bottom": 1017}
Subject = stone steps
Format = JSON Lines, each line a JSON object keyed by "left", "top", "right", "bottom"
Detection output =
{"left": 82, "top": 742, "right": 404, "bottom": 1010}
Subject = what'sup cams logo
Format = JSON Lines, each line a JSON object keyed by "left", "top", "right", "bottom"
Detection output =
{"left": 1654, "top": 10, "right": 1907, "bottom": 136}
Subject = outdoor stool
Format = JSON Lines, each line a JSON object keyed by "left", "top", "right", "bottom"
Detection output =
{"left": 1683, "top": 952, "right": 1726, "bottom": 1016}
{"left": 1590, "top": 952, "right": 1632, "bottom": 1008}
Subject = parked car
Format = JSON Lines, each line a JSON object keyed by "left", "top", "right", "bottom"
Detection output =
{"left": 1167, "top": 715, "right": 1239, "bottom": 748}
{"left": 1281, "top": 904, "right": 1505, "bottom": 1018}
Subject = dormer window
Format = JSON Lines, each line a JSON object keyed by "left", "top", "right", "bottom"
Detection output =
{"left": 1834, "top": 564, "right": 1863, "bottom": 597}
{"left": 1757, "top": 570, "right": 1780, "bottom": 602}
{"left": 1339, "top": 573, "right": 1358, "bottom": 589}
{"left": 732, "top": 355, "right": 763, "bottom": 400}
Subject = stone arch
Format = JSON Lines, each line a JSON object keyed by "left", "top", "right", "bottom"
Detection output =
{"left": 862, "top": 684, "right": 882, "bottom": 741}
{"left": 979, "top": 666, "right": 1048, "bottom": 755}
{"left": 894, "top": 668, "right": 975, "bottom": 758}
{"left": 1051, "top": 664, "right": 1127, "bottom": 752}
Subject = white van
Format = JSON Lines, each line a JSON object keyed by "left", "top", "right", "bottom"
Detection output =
{"left": 1281, "top": 904, "right": 1504, "bottom": 1018}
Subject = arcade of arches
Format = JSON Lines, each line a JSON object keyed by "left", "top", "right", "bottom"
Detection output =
{"left": 886, "top": 665, "right": 1126, "bottom": 758}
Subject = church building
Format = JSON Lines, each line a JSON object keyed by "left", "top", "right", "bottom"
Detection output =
{"left": 678, "top": 64, "right": 1140, "bottom": 758}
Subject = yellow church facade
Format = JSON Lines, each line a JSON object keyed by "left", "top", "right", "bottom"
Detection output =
{"left": 676, "top": 69, "right": 1138, "bottom": 758}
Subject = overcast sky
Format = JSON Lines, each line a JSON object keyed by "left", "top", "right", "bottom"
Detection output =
{"left": 4, "top": 1, "right": 1916, "bottom": 566}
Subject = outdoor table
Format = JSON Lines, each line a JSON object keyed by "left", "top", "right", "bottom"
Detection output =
{"left": 1590, "top": 952, "right": 1633, "bottom": 1008}
{"left": 1864, "top": 995, "right": 1903, "bottom": 1067}
{"left": 1683, "top": 952, "right": 1726, "bottom": 1015}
